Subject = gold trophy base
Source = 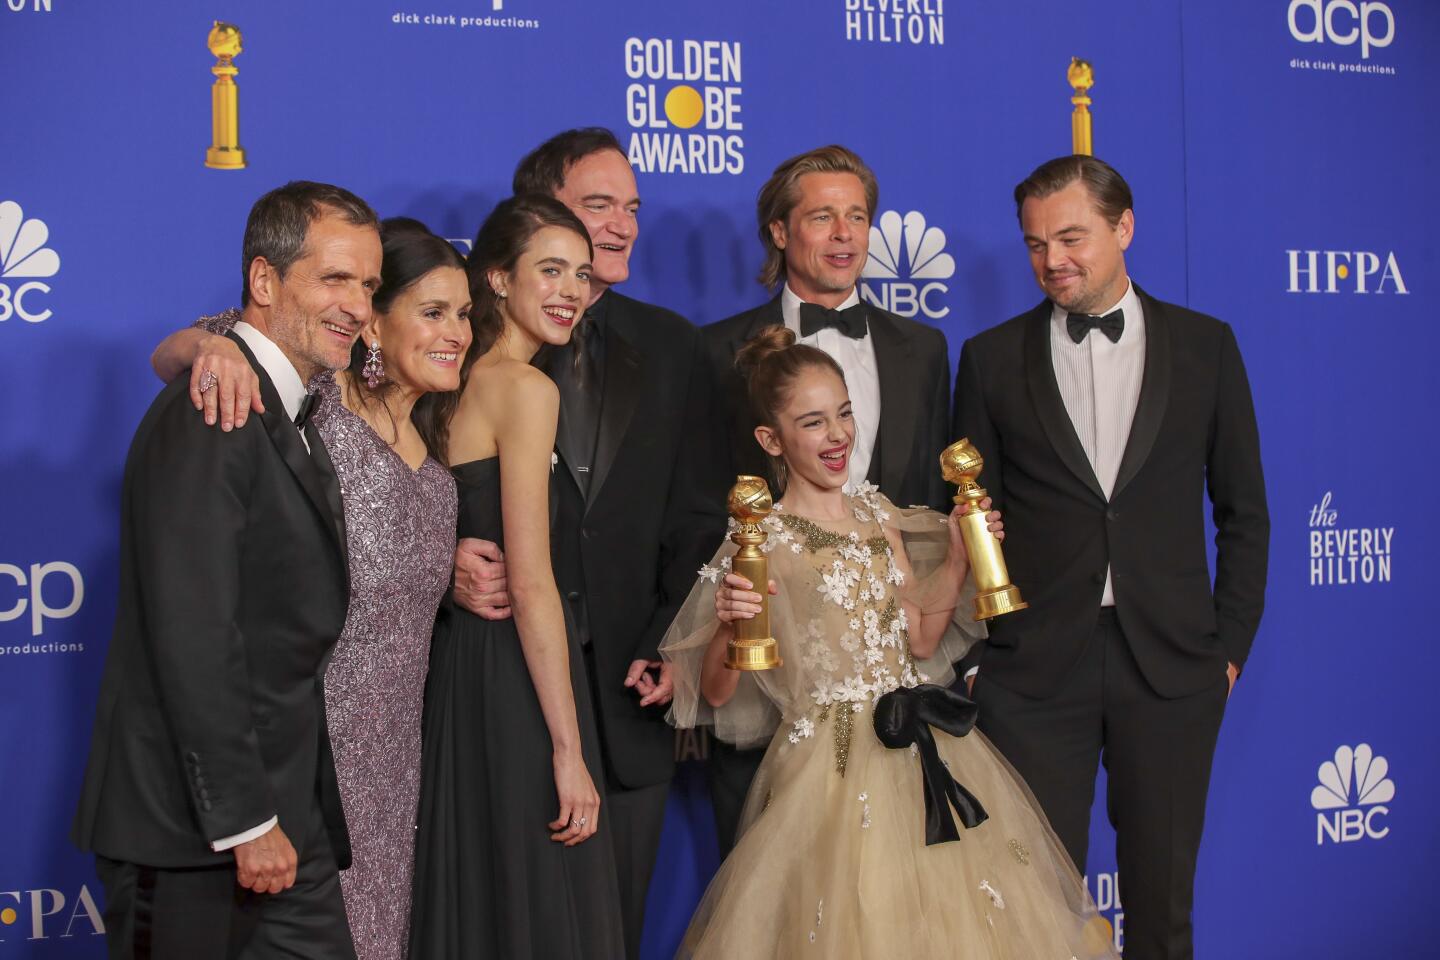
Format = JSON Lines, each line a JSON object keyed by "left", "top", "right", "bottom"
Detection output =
{"left": 726, "top": 637, "right": 782, "bottom": 671}
{"left": 973, "top": 583, "right": 1028, "bottom": 621}
{"left": 206, "top": 146, "right": 247, "bottom": 169}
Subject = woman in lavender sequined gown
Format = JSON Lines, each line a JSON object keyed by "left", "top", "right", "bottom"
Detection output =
{"left": 157, "top": 219, "right": 474, "bottom": 959}
{"left": 409, "top": 196, "right": 625, "bottom": 958}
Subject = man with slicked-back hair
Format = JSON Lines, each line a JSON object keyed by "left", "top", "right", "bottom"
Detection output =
{"left": 953, "top": 155, "right": 1268, "bottom": 960}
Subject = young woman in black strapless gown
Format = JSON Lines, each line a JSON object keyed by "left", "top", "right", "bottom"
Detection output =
{"left": 409, "top": 196, "right": 625, "bottom": 958}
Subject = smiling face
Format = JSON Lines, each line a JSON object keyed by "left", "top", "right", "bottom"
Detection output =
{"left": 489, "top": 225, "right": 592, "bottom": 353}
{"left": 756, "top": 363, "right": 855, "bottom": 495}
{"left": 250, "top": 211, "right": 383, "bottom": 382}
{"left": 363, "top": 265, "right": 472, "bottom": 396}
{"left": 553, "top": 148, "right": 639, "bottom": 295}
{"left": 770, "top": 172, "right": 870, "bottom": 309}
{"left": 1020, "top": 179, "right": 1133, "bottom": 315}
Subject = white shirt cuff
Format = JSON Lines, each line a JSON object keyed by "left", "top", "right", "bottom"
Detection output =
{"left": 964, "top": 666, "right": 979, "bottom": 681}
{"left": 212, "top": 816, "right": 277, "bottom": 852}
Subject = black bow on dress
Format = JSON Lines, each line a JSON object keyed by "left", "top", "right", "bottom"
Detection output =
{"left": 873, "top": 684, "right": 989, "bottom": 845}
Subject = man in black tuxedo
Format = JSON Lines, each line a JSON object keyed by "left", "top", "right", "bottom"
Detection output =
{"left": 452, "top": 128, "right": 723, "bottom": 958}
{"left": 73, "top": 182, "right": 382, "bottom": 960}
{"left": 703, "top": 144, "right": 951, "bottom": 854}
{"left": 952, "top": 155, "right": 1268, "bottom": 960}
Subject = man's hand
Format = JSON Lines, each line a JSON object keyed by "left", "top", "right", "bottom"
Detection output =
{"left": 1226, "top": 661, "right": 1239, "bottom": 698}
{"left": 452, "top": 538, "right": 511, "bottom": 620}
{"left": 625, "top": 659, "right": 674, "bottom": 708}
{"left": 233, "top": 823, "right": 297, "bottom": 894}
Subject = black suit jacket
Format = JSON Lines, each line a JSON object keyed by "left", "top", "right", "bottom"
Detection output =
{"left": 952, "top": 285, "right": 1269, "bottom": 699}
{"left": 544, "top": 291, "right": 727, "bottom": 790}
{"left": 73, "top": 335, "right": 351, "bottom": 868}
{"left": 704, "top": 294, "right": 951, "bottom": 510}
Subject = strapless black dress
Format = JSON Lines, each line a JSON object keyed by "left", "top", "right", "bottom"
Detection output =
{"left": 409, "top": 457, "right": 624, "bottom": 958}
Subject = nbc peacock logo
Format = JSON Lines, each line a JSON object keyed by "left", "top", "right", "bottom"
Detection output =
{"left": 1312, "top": 743, "right": 1394, "bottom": 845}
{"left": 860, "top": 210, "right": 954, "bottom": 320}
{"left": 0, "top": 200, "right": 60, "bottom": 324}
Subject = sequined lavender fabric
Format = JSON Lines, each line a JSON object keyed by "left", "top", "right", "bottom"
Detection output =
{"left": 195, "top": 311, "right": 456, "bottom": 958}
{"left": 311, "top": 377, "right": 455, "bottom": 959}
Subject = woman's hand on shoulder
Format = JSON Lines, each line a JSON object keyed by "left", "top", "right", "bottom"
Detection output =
{"left": 190, "top": 333, "right": 264, "bottom": 431}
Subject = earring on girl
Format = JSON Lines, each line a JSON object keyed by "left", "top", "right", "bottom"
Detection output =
{"left": 362, "top": 340, "right": 385, "bottom": 388}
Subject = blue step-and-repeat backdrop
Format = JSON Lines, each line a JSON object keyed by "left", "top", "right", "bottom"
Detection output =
{"left": 2, "top": 1, "right": 1436, "bottom": 956}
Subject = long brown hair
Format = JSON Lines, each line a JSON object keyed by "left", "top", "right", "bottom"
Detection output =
{"left": 414, "top": 195, "right": 593, "bottom": 462}
{"left": 735, "top": 324, "right": 846, "bottom": 493}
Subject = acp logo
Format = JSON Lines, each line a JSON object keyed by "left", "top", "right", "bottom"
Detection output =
{"left": 1, "top": 562, "right": 84, "bottom": 636}
{"left": 0, "top": 886, "right": 104, "bottom": 942}
{"left": 860, "top": 210, "right": 954, "bottom": 320}
{"left": 1288, "top": 0, "right": 1395, "bottom": 60}
{"left": 1286, "top": 249, "right": 1407, "bottom": 294}
{"left": 0, "top": 201, "right": 60, "bottom": 323}
{"left": 1312, "top": 743, "right": 1394, "bottom": 844}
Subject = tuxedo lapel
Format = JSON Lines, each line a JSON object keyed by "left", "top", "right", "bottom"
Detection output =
{"left": 230, "top": 334, "right": 348, "bottom": 557}
{"left": 866, "top": 306, "right": 918, "bottom": 495}
{"left": 1022, "top": 303, "right": 1107, "bottom": 503}
{"left": 536, "top": 346, "right": 589, "bottom": 495}
{"left": 733, "top": 296, "right": 782, "bottom": 352}
{"left": 1111, "top": 285, "right": 1173, "bottom": 500}
{"left": 587, "top": 318, "right": 643, "bottom": 511}
{"left": 305, "top": 422, "right": 349, "bottom": 564}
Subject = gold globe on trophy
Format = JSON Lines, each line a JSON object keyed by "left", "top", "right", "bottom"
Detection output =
{"left": 1068, "top": 57, "right": 1095, "bottom": 156}
{"left": 724, "top": 476, "right": 781, "bottom": 671}
{"left": 205, "top": 21, "right": 247, "bottom": 170}
{"left": 940, "top": 440, "right": 1028, "bottom": 620}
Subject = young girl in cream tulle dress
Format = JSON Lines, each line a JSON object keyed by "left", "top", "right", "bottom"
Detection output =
{"left": 661, "top": 326, "right": 1118, "bottom": 960}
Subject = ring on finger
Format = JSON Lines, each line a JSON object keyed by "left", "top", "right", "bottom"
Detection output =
{"left": 577, "top": 817, "right": 588, "bottom": 828}
{"left": 198, "top": 370, "right": 218, "bottom": 393}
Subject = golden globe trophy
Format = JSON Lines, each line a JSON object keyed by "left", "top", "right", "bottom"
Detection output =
{"left": 940, "top": 440, "right": 1028, "bottom": 620}
{"left": 1068, "top": 57, "right": 1094, "bottom": 156}
{"left": 205, "top": 22, "right": 247, "bottom": 170}
{"left": 725, "top": 476, "right": 781, "bottom": 671}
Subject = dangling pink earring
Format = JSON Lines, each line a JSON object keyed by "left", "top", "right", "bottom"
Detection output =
{"left": 362, "top": 340, "right": 385, "bottom": 388}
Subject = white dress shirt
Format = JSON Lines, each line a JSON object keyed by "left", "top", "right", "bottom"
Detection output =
{"left": 780, "top": 285, "right": 881, "bottom": 493}
{"left": 232, "top": 320, "right": 312, "bottom": 454}
{"left": 1049, "top": 279, "right": 1146, "bottom": 607}
{"left": 209, "top": 319, "right": 311, "bottom": 851}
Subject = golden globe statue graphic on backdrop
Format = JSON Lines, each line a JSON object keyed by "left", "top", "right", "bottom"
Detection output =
{"left": 206, "top": 21, "right": 246, "bottom": 169}
{"left": 1069, "top": 57, "right": 1094, "bottom": 156}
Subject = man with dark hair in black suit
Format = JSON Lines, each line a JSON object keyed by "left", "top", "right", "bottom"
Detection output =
{"left": 74, "top": 181, "right": 382, "bottom": 959}
{"left": 953, "top": 155, "right": 1269, "bottom": 960}
{"left": 452, "top": 128, "right": 724, "bottom": 960}
{"left": 702, "top": 144, "right": 952, "bottom": 856}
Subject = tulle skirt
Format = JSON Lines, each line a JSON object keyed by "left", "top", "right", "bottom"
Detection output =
{"left": 678, "top": 706, "right": 1118, "bottom": 960}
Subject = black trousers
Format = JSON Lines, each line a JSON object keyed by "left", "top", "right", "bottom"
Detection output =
{"left": 973, "top": 608, "right": 1227, "bottom": 960}
{"left": 706, "top": 739, "right": 765, "bottom": 857}
{"left": 583, "top": 645, "right": 669, "bottom": 960}
{"left": 95, "top": 805, "right": 353, "bottom": 960}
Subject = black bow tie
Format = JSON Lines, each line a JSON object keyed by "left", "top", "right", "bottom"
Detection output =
{"left": 1066, "top": 308, "right": 1125, "bottom": 344}
{"left": 294, "top": 392, "right": 318, "bottom": 430}
{"left": 799, "top": 301, "right": 867, "bottom": 339}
